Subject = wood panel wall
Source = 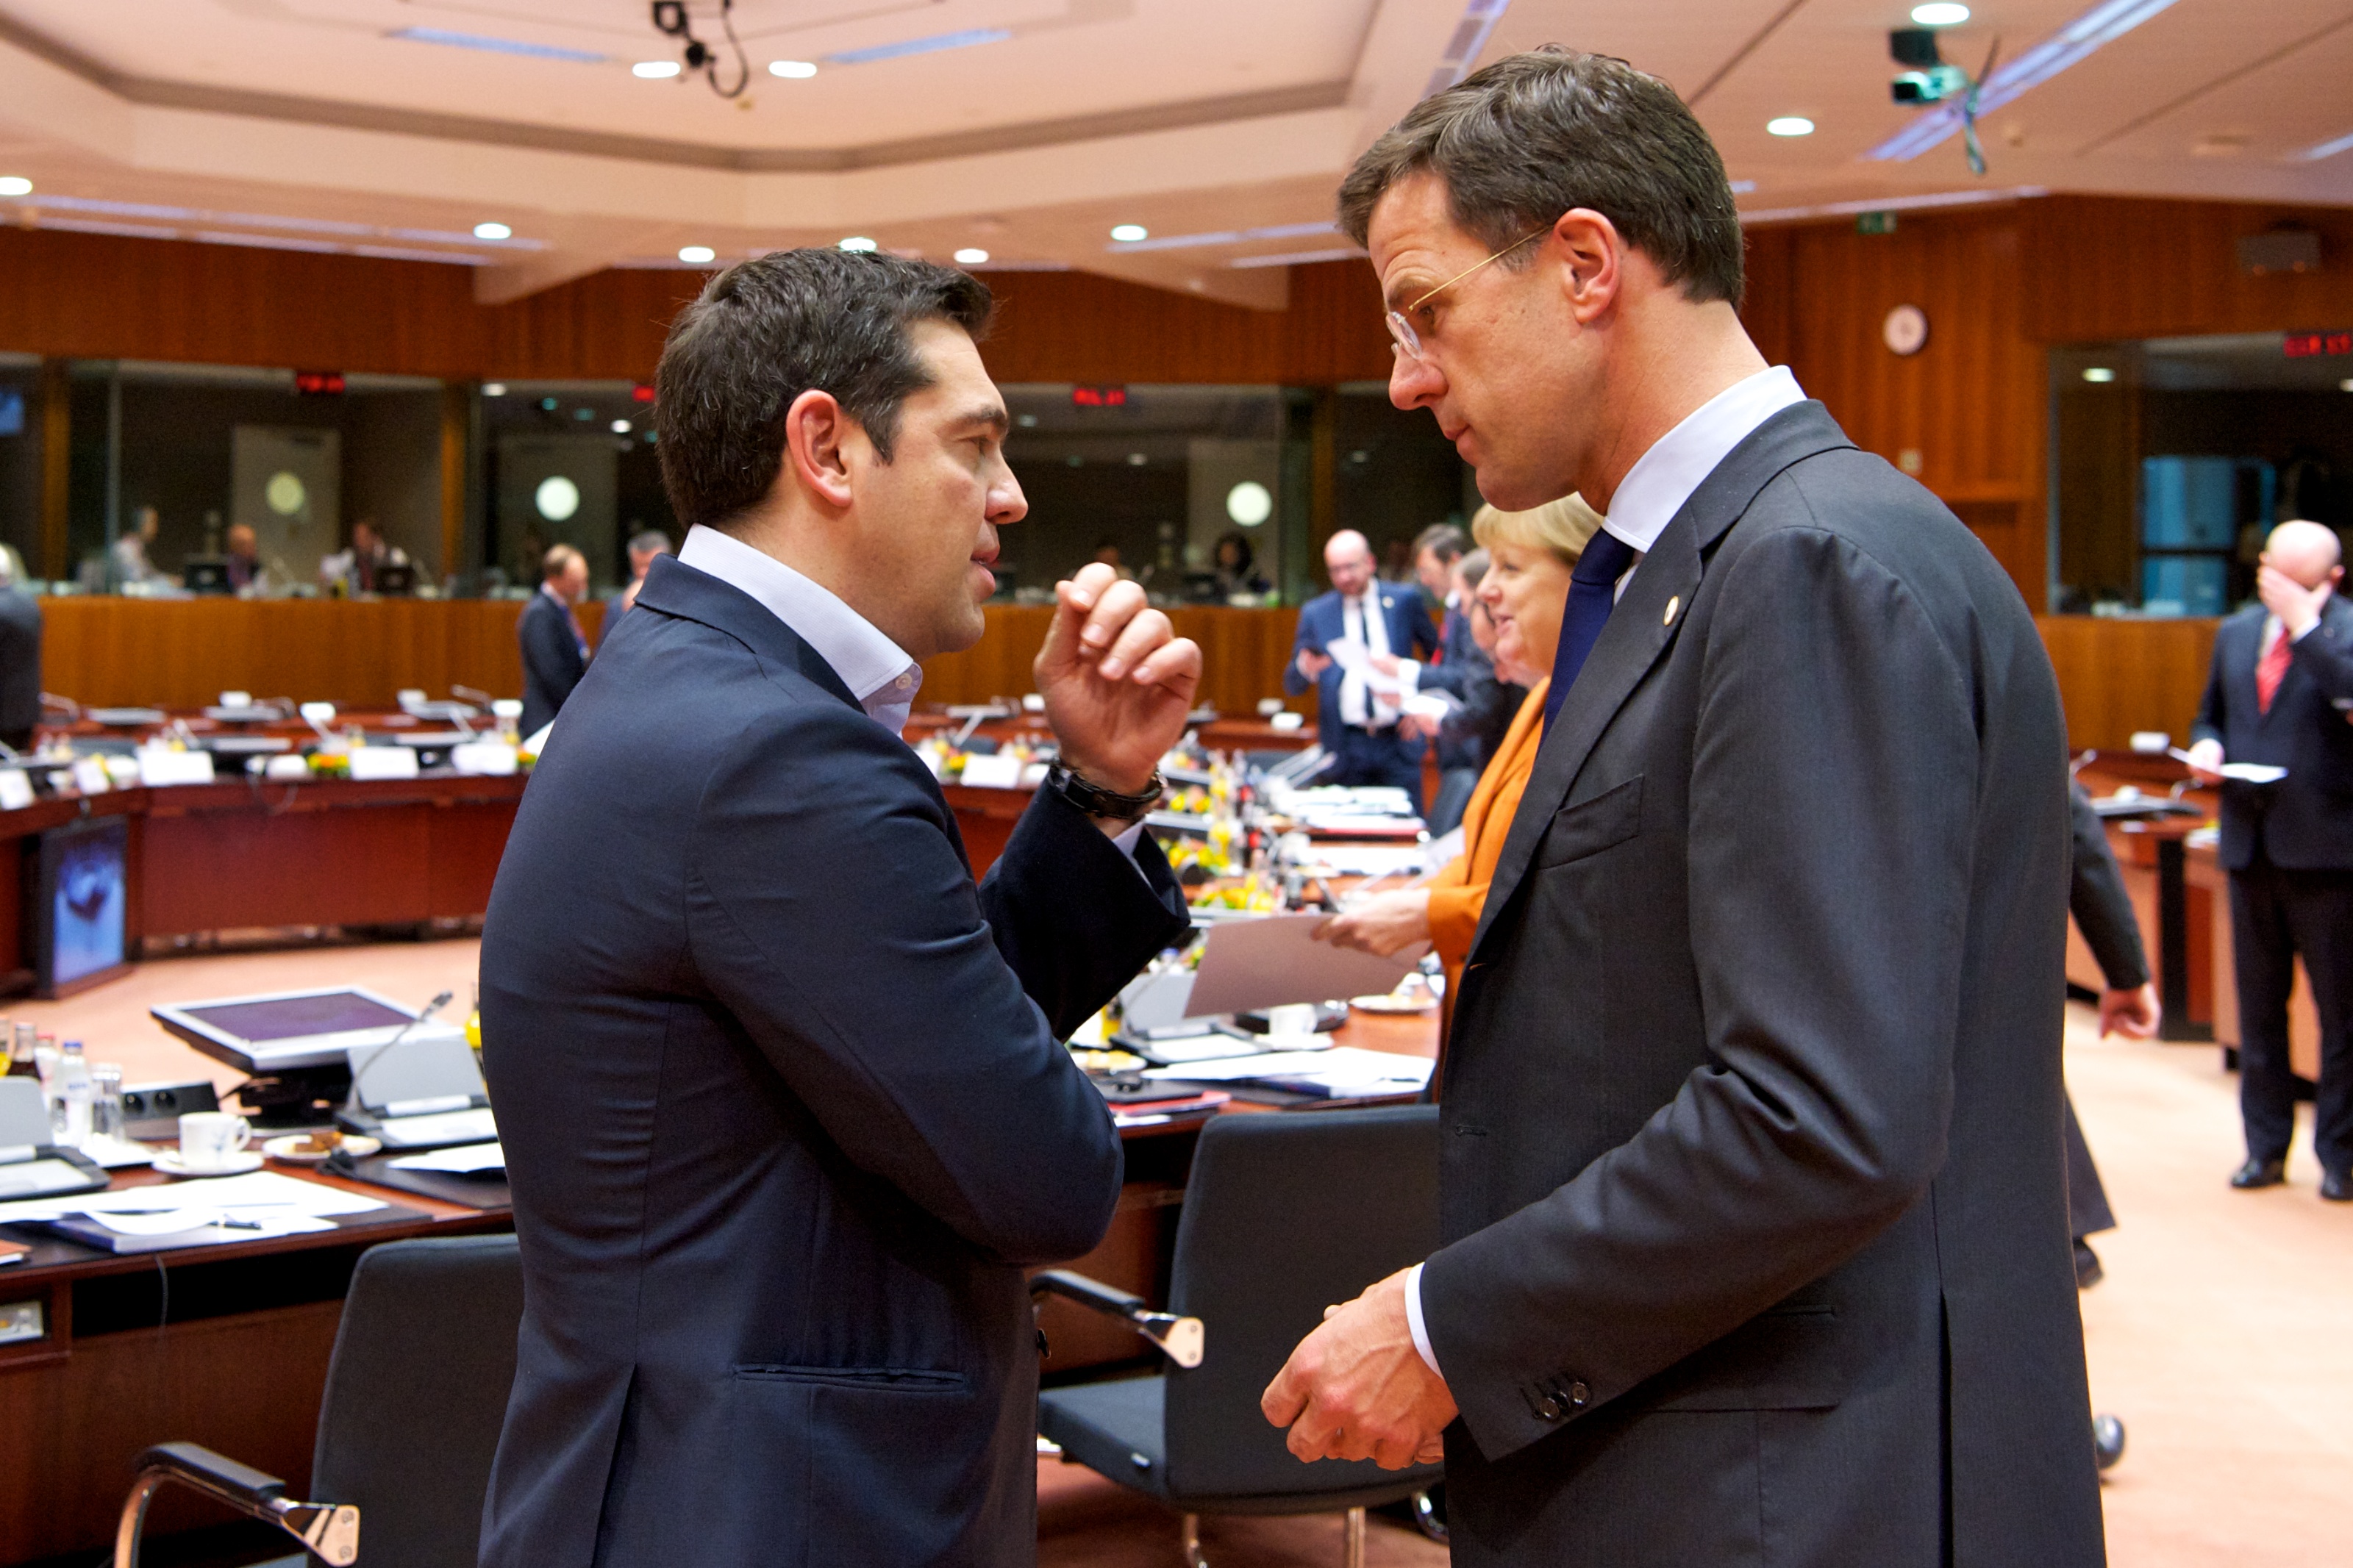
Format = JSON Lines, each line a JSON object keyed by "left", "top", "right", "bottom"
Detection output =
{"left": 919, "top": 604, "right": 1308, "bottom": 717}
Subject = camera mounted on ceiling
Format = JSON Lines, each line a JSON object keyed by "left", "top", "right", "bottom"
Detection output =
{"left": 1887, "top": 25, "right": 2002, "bottom": 176}
{"left": 651, "top": 0, "right": 751, "bottom": 100}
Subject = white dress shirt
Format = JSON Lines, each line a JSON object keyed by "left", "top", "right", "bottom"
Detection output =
{"left": 676, "top": 524, "right": 1147, "bottom": 858}
{"left": 677, "top": 524, "right": 924, "bottom": 733}
{"left": 1402, "top": 363, "right": 1808, "bottom": 1379}
{"left": 1338, "top": 585, "right": 1401, "bottom": 728}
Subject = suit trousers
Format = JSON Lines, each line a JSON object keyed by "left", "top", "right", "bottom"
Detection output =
{"left": 2228, "top": 853, "right": 2353, "bottom": 1175}
{"left": 1322, "top": 725, "right": 1426, "bottom": 814}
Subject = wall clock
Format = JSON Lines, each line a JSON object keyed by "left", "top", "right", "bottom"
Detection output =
{"left": 1883, "top": 304, "right": 1929, "bottom": 357}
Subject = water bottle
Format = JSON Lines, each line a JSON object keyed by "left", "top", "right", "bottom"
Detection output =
{"left": 54, "top": 1039, "right": 94, "bottom": 1148}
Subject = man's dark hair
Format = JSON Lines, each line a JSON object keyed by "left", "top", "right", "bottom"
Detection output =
{"left": 1458, "top": 547, "right": 1490, "bottom": 593}
{"left": 1413, "top": 523, "right": 1466, "bottom": 565}
{"left": 654, "top": 248, "right": 993, "bottom": 531}
{"left": 1336, "top": 48, "right": 1743, "bottom": 307}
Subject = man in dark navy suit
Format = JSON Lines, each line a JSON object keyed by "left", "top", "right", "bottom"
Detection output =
{"left": 2188, "top": 519, "right": 2353, "bottom": 1201}
{"left": 515, "top": 543, "right": 589, "bottom": 740}
{"left": 477, "top": 249, "right": 1199, "bottom": 1567}
{"left": 1284, "top": 528, "right": 1440, "bottom": 810}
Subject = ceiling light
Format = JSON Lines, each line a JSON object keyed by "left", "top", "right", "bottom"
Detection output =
{"left": 633, "top": 60, "right": 682, "bottom": 79}
{"left": 769, "top": 60, "right": 817, "bottom": 79}
{"left": 1768, "top": 117, "right": 1815, "bottom": 137}
{"left": 953, "top": 247, "right": 990, "bottom": 265}
{"left": 1911, "top": 3, "right": 1971, "bottom": 23}
{"left": 0, "top": 176, "right": 29, "bottom": 197}
{"left": 2082, "top": 366, "right": 2115, "bottom": 382}
{"left": 826, "top": 28, "right": 1011, "bottom": 66}
{"left": 1871, "top": 0, "right": 2182, "bottom": 162}
{"left": 1107, "top": 221, "right": 1338, "bottom": 254}
{"left": 838, "top": 236, "right": 879, "bottom": 252}
{"left": 473, "top": 221, "right": 512, "bottom": 240}
{"left": 678, "top": 245, "right": 715, "bottom": 264}
{"left": 482, "top": 382, "right": 507, "bottom": 397}
{"left": 2338, "top": 379, "right": 2352, "bottom": 393}
{"left": 1110, "top": 223, "right": 1149, "bottom": 243}
{"left": 1126, "top": 453, "right": 1146, "bottom": 466}
{"left": 392, "top": 27, "right": 605, "bottom": 64}
{"left": 611, "top": 419, "right": 632, "bottom": 434}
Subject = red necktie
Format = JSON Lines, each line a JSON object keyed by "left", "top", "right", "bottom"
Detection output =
{"left": 2257, "top": 626, "right": 2292, "bottom": 714}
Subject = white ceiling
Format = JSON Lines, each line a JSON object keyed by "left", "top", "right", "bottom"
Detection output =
{"left": 0, "top": 0, "right": 2347, "bottom": 310}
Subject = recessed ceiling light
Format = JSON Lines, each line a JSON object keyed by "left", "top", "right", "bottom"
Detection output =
{"left": 473, "top": 221, "right": 512, "bottom": 240}
{"left": 2082, "top": 366, "right": 2115, "bottom": 383}
{"left": 633, "top": 60, "right": 681, "bottom": 79}
{"left": 1110, "top": 223, "right": 1149, "bottom": 243}
{"left": 482, "top": 382, "right": 507, "bottom": 397}
{"left": 1126, "top": 453, "right": 1146, "bottom": 466}
{"left": 0, "top": 176, "right": 29, "bottom": 197}
{"left": 838, "top": 236, "right": 879, "bottom": 252}
{"left": 611, "top": 419, "right": 632, "bottom": 434}
{"left": 953, "top": 247, "right": 990, "bottom": 265}
{"left": 1767, "top": 117, "right": 1815, "bottom": 137}
{"left": 678, "top": 245, "right": 715, "bottom": 264}
{"left": 2341, "top": 378, "right": 2353, "bottom": 392}
{"left": 1911, "top": 3, "right": 1970, "bottom": 24}
{"left": 769, "top": 60, "right": 817, "bottom": 79}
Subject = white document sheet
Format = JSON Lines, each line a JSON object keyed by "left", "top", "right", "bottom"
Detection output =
{"left": 1143, "top": 1046, "right": 1434, "bottom": 1095}
{"left": 388, "top": 1141, "right": 507, "bottom": 1175}
{"left": 374, "top": 1107, "right": 499, "bottom": 1148}
{"left": 0, "top": 1169, "right": 387, "bottom": 1227}
{"left": 1182, "top": 914, "right": 1429, "bottom": 1018}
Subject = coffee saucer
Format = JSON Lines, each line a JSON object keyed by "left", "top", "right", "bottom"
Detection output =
{"left": 152, "top": 1150, "right": 265, "bottom": 1178}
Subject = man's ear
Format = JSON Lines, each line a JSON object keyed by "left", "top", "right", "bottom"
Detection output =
{"left": 782, "top": 388, "right": 857, "bottom": 511}
{"left": 1550, "top": 209, "right": 1622, "bottom": 327}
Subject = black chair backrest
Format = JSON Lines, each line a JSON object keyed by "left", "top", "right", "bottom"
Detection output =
{"left": 1161, "top": 1105, "right": 1440, "bottom": 1499}
{"left": 310, "top": 1234, "right": 524, "bottom": 1568}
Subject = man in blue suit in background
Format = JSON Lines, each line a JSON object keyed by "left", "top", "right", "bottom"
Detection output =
{"left": 478, "top": 248, "right": 1199, "bottom": 1567}
{"left": 1284, "top": 528, "right": 1440, "bottom": 810}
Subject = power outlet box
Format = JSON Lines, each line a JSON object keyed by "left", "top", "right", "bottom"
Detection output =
{"left": 0, "top": 1299, "right": 45, "bottom": 1346}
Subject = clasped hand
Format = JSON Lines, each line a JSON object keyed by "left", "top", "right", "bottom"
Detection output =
{"left": 1035, "top": 563, "right": 1202, "bottom": 813}
{"left": 1260, "top": 1266, "right": 1457, "bottom": 1469}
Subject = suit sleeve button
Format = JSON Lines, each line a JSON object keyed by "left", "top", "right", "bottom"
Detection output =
{"left": 1535, "top": 1393, "right": 1565, "bottom": 1422}
{"left": 1568, "top": 1381, "right": 1590, "bottom": 1408}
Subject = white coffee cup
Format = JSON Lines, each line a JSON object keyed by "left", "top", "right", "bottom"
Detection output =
{"left": 1265, "top": 1003, "right": 1321, "bottom": 1048}
{"left": 179, "top": 1111, "right": 252, "bottom": 1173}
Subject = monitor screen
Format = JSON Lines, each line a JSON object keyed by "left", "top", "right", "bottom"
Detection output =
{"left": 182, "top": 992, "right": 415, "bottom": 1042}
{"left": 45, "top": 819, "right": 128, "bottom": 987}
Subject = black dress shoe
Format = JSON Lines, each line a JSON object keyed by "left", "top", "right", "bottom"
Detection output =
{"left": 2072, "top": 1239, "right": 2104, "bottom": 1290}
{"left": 2093, "top": 1414, "right": 2126, "bottom": 1472}
{"left": 2322, "top": 1170, "right": 2352, "bottom": 1203}
{"left": 2231, "top": 1157, "right": 2288, "bottom": 1189}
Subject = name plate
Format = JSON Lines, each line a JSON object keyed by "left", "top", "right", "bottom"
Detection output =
{"left": 138, "top": 748, "right": 217, "bottom": 787}
{"left": 347, "top": 746, "right": 421, "bottom": 781}
{"left": 0, "top": 770, "right": 32, "bottom": 812}
{"left": 957, "top": 753, "right": 1024, "bottom": 790}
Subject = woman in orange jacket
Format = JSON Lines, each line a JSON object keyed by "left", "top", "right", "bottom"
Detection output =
{"left": 1315, "top": 493, "right": 1602, "bottom": 1028}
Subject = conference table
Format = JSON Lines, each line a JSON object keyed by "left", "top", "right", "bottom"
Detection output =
{"left": 0, "top": 1006, "right": 1435, "bottom": 1565}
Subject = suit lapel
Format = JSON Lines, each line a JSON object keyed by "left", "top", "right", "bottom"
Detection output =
{"left": 1464, "top": 403, "right": 1855, "bottom": 965}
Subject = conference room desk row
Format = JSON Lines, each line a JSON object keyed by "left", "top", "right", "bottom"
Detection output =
{"left": 0, "top": 772, "right": 526, "bottom": 989}
{"left": 0, "top": 1007, "right": 1437, "bottom": 1566}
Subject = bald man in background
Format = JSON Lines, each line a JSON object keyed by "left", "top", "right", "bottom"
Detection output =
{"left": 1285, "top": 529, "right": 1440, "bottom": 809}
{"left": 2188, "top": 520, "right": 2353, "bottom": 1201}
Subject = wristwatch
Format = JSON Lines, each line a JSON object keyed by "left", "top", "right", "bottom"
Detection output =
{"left": 1044, "top": 760, "right": 1165, "bottom": 824}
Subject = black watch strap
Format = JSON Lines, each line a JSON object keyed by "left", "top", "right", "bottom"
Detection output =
{"left": 1046, "top": 761, "right": 1165, "bottom": 823}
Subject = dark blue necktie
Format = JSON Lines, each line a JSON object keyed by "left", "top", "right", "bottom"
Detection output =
{"left": 1542, "top": 529, "right": 1638, "bottom": 735}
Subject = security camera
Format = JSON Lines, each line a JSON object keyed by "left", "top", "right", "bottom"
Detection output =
{"left": 1889, "top": 29, "right": 1968, "bottom": 104}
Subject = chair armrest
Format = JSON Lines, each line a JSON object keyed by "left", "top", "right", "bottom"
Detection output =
{"left": 1030, "top": 1269, "right": 1204, "bottom": 1369}
{"left": 115, "top": 1445, "right": 358, "bottom": 1568}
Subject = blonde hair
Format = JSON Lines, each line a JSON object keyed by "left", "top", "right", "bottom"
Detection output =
{"left": 1471, "top": 494, "right": 1604, "bottom": 565}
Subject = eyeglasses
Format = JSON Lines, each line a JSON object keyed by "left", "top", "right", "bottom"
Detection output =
{"left": 1385, "top": 227, "right": 1549, "bottom": 362}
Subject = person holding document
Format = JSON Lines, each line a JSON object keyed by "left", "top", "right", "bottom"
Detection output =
{"left": 2185, "top": 518, "right": 2353, "bottom": 1200}
{"left": 1261, "top": 48, "right": 2099, "bottom": 1567}
{"left": 1286, "top": 529, "right": 1440, "bottom": 810}
{"left": 476, "top": 248, "right": 1196, "bottom": 1568}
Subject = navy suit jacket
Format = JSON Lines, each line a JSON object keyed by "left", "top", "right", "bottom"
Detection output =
{"left": 2190, "top": 595, "right": 2353, "bottom": 870}
{"left": 1282, "top": 584, "right": 1440, "bottom": 753}
{"left": 517, "top": 590, "right": 589, "bottom": 739}
{"left": 478, "top": 555, "right": 1190, "bottom": 1568}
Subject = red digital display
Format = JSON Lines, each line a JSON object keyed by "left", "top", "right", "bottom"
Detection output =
{"left": 293, "top": 370, "right": 346, "bottom": 396}
{"left": 1071, "top": 384, "right": 1129, "bottom": 408}
{"left": 631, "top": 383, "right": 657, "bottom": 403}
{"left": 2283, "top": 331, "right": 2352, "bottom": 359}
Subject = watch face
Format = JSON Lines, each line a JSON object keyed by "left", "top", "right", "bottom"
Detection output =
{"left": 1883, "top": 304, "right": 1929, "bottom": 357}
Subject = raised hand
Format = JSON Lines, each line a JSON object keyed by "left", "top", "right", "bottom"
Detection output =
{"left": 1035, "top": 563, "right": 1202, "bottom": 796}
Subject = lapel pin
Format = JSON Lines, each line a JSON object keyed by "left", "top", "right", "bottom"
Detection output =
{"left": 1663, "top": 595, "right": 1680, "bottom": 627}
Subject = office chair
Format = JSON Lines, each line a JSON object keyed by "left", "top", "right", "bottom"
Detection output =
{"left": 113, "top": 1233, "right": 524, "bottom": 1568}
{"left": 1035, "top": 1104, "right": 1443, "bottom": 1567}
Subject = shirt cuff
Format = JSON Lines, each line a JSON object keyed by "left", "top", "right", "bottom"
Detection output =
{"left": 1404, "top": 1261, "right": 1442, "bottom": 1377}
{"left": 1399, "top": 661, "right": 1421, "bottom": 695}
{"left": 2291, "top": 618, "right": 2319, "bottom": 643}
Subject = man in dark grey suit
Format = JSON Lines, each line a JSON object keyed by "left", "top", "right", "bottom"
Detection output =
{"left": 2186, "top": 519, "right": 2353, "bottom": 1200}
{"left": 1263, "top": 49, "right": 2101, "bottom": 1566}
{"left": 515, "top": 543, "right": 589, "bottom": 740}
{"left": 0, "top": 554, "right": 42, "bottom": 753}
{"left": 478, "top": 251, "right": 1199, "bottom": 1566}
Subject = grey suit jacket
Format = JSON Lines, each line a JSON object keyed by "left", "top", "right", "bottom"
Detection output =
{"left": 1424, "top": 404, "right": 2102, "bottom": 1567}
